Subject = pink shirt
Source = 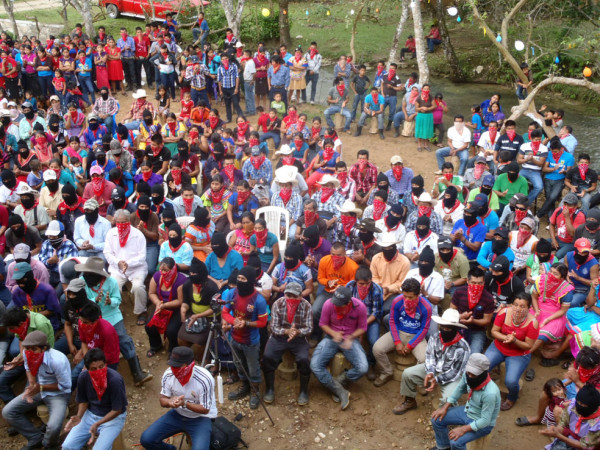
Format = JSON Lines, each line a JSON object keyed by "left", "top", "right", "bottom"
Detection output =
{"left": 6, "top": 259, "right": 50, "bottom": 292}
{"left": 319, "top": 297, "right": 367, "bottom": 338}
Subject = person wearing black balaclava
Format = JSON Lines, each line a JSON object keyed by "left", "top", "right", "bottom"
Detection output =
{"left": 15, "top": 184, "right": 50, "bottom": 233}
{"left": 272, "top": 244, "right": 313, "bottom": 299}
{"left": 450, "top": 207, "right": 486, "bottom": 263}
{"left": 56, "top": 182, "right": 83, "bottom": 241}
{"left": 186, "top": 206, "right": 212, "bottom": 262}
{"left": 58, "top": 278, "right": 94, "bottom": 356}
{"left": 74, "top": 198, "right": 111, "bottom": 260}
{"left": 203, "top": 141, "right": 227, "bottom": 180}
{"left": 131, "top": 195, "right": 160, "bottom": 275}
{"left": 222, "top": 266, "right": 268, "bottom": 410}
{"left": 6, "top": 213, "right": 43, "bottom": 255}
{"left": 574, "top": 208, "right": 600, "bottom": 259}
{"left": 525, "top": 237, "right": 555, "bottom": 287}
{"left": 540, "top": 383, "right": 600, "bottom": 448}
{"left": 12, "top": 261, "right": 62, "bottom": 331}
{"left": 206, "top": 231, "right": 244, "bottom": 291}
{"left": 353, "top": 218, "right": 382, "bottom": 267}
{"left": 405, "top": 214, "right": 437, "bottom": 264}
{"left": 496, "top": 160, "right": 527, "bottom": 213}
{"left": 405, "top": 174, "right": 424, "bottom": 218}
{"left": 367, "top": 172, "right": 399, "bottom": 206}
{"left": 159, "top": 223, "right": 193, "bottom": 271}
{"left": 301, "top": 224, "right": 332, "bottom": 279}
{"left": 476, "top": 226, "right": 512, "bottom": 270}
{"left": 108, "top": 166, "right": 134, "bottom": 200}
{"left": 371, "top": 235, "right": 411, "bottom": 317}
{"left": 431, "top": 353, "right": 500, "bottom": 449}
{"left": 435, "top": 184, "right": 464, "bottom": 236}
{"left": 106, "top": 186, "right": 136, "bottom": 225}
{"left": 0, "top": 169, "right": 20, "bottom": 209}
{"left": 484, "top": 255, "right": 525, "bottom": 307}
{"left": 39, "top": 169, "right": 63, "bottom": 221}
{"left": 405, "top": 246, "right": 445, "bottom": 338}
{"left": 150, "top": 183, "right": 175, "bottom": 219}
{"left": 246, "top": 252, "right": 271, "bottom": 300}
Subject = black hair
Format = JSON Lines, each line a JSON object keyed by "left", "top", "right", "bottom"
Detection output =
{"left": 514, "top": 291, "right": 532, "bottom": 307}
{"left": 4, "top": 307, "right": 28, "bottom": 327}
{"left": 467, "top": 267, "right": 485, "bottom": 280}
{"left": 355, "top": 266, "right": 372, "bottom": 282}
{"left": 84, "top": 348, "right": 106, "bottom": 369}
{"left": 80, "top": 302, "right": 102, "bottom": 322}
{"left": 401, "top": 278, "right": 421, "bottom": 295}
{"left": 442, "top": 162, "right": 454, "bottom": 171}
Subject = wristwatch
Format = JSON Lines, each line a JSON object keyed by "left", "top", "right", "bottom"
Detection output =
{"left": 39, "top": 385, "right": 44, "bottom": 393}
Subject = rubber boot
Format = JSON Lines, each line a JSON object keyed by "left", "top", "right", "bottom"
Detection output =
{"left": 394, "top": 126, "right": 400, "bottom": 137}
{"left": 385, "top": 120, "right": 392, "bottom": 131}
{"left": 379, "top": 129, "right": 385, "bottom": 140}
{"left": 249, "top": 383, "right": 261, "bottom": 409}
{"left": 297, "top": 373, "right": 310, "bottom": 405}
{"left": 228, "top": 380, "right": 250, "bottom": 400}
{"left": 325, "top": 379, "right": 350, "bottom": 410}
{"left": 353, "top": 126, "right": 362, "bottom": 137}
{"left": 263, "top": 371, "right": 275, "bottom": 404}
{"left": 127, "top": 357, "right": 153, "bottom": 386}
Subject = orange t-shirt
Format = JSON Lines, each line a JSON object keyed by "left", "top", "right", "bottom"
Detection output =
{"left": 317, "top": 255, "right": 359, "bottom": 293}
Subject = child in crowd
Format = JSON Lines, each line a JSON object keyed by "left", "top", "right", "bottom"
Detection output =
{"left": 271, "top": 92, "right": 286, "bottom": 117}
{"left": 27, "top": 159, "right": 43, "bottom": 190}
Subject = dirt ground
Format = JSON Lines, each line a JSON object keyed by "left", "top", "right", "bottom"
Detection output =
{"left": 0, "top": 95, "right": 562, "bottom": 449}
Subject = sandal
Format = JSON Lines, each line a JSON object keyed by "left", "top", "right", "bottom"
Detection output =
{"left": 540, "top": 358, "right": 560, "bottom": 367}
{"left": 225, "top": 373, "right": 240, "bottom": 385}
{"left": 515, "top": 416, "right": 536, "bottom": 427}
{"left": 136, "top": 314, "right": 147, "bottom": 326}
{"left": 525, "top": 368, "right": 536, "bottom": 381}
{"left": 417, "top": 146, "right": 423, "bottom": 152}
{"left": 147, "top": 349, "right": 158, "bottom": 358}
{"left": 500, "top": 399, "right": 515, "bottom": 411}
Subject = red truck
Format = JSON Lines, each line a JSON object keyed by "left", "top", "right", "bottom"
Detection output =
{"left": 102, "top": 0, "right": 210, "bottom": 20}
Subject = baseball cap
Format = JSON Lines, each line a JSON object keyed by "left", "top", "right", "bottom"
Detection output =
{"left": 12, "top": 261, "right": 32, "bottom": 280}
{"left": 520, "top": 217, "right": 535, "bottom": 230}
{"left": 493, "top": 226, "right": 509, "bottom": 240}
{"left": 510, "top": 193, "right": 528, "bottom": 207}
{"left": 168, "top": 346, "right": 195, "bottom": 367}
{"left": 465, "top": 353, "right": 490, "bottom": 376}
{"left": 474, "top": 156, "right": 486, "bottom": 165}
{"left": 482, "top": 174, "right": 495, "bottom": 187}
{"left": 390, "top": 155, "right": 403, "bottom": 165}
{"left": 563, "top": 192, "right": 579, "bottom": 205}
{"left": 472, "top": 193, "right": 488, "bottom": 208}
{"left": 13, "top": 243, "right": 30, "bottom": 260}
{"left": 43, "top": 169, "right": 57, "bottom": 181}
{"left": 575, "top": 238, "right": 592, "bottom": 252}
{"left": 45, "top": 220, "right": 64, "bottom": 237}
{"left": 332, "top": 286, "right": 352, "bottom": 307}
{"left": 90, "top": 165, "right": 103, "bottom": 176}
{"left": 437, "top": 236, "right": 453, "bottom": 250}
{"left": 251, "top": 146, "right": 261, "bottom": 156}
{"left": 22, "top": 101, "right": 33, "bottom": 109}
{"left": 491, "top": 255, "right": 510, "bottom": 272}
{"left": 65, "top": 278, "right": 86, "bottom": 293}
{"left": 111, "top": 186, "right": 125, "bottom": 200}
{"left": 284, "top": 282, "right": 303, "bottom": 297}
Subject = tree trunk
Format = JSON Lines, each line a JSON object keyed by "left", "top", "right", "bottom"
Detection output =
{"left": 1, "top": 0, "right": 18, "bottom": 39}
{"left": 220, "top": 0, "right": 245, "bottom": 37}
{"left": 411, "top": 0, "right": 430, "bottom": 85}
{"left": 278, "top": 0, "right": 291, "bottom": 47}
{"left": 388, "top": 0, "right": 410, "bottom": 63}
{"left": 349, "top": 1, "right": 366, "bottom": 63}
{"left": 428, "top": 0, "right": 465, "bottom": 81}
{"left": 60, "top": 0, "right": 69, "bottom": 29}
{"left": 70, "top": 0, "right": 96, "bottom": 38}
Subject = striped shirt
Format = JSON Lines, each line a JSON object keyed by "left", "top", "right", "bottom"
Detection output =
{"left": 424, "top": 334, "right": 470, "bottom": 385}
{"left": 389, "top": 294, "right": 432, "bottom": 348}
{"left": 161, "top": 365, "right": 217, "bottom": 419}
{"left": 270, "top": 296, "right": 313, "bottom": 337}
{"left": 217, "top": 64, "right": 239, "bottom": 89}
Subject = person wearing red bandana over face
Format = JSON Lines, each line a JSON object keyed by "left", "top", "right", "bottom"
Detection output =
{"left": 364, "top": 189, "right": 390, "bottom": 223}
{"left": 380, "top": 62, "right": 403, "bottom": 133}
{"left": 82, "top": 165, "right": 116, "bottom": 218}
{"left": 431, "top": 353, "right": 501, "bottom": 449}
{"left": 324, "top": 77, "right": 352, "bottom": 133}
{"left": 301, "top": 41, "right": 321, "bottom": 104}
{"left": 2, "top": 330, "right": 71, "bottom": 450}
{"left": 242, "top": 146, "right": 274, "bottom": 185}
{"left": 372, "top": 278, "right": 432, "bottom": 387}
{"left": 566, "top": 153, "right": 598, "bottom": 214}
{"left": 508, "top": 217, "right": 539, "bottom": 272}
{"left": 517, "top": 128, "right": 548, "bottom": 205}
{"left": 62, "top": 348, "right": 128, "bottom": 450}
{"left": 349, "top": 149, "right": 378, "bottom": 206}
{"left": 173, "top": 184, "right": 202, "bottom": 218}
{"left": 140, "top": 346, "right": 217, "bottom": 449}
{"left": 414, "top": 83, "right": 436, "bottom": 151}
{"left": 310, "top": 286, "right": 368, "bottom": 410}
{"left": 486, "top": 293, "right": 538, "bottom": 410}
{"left": 550, "top": 192, "right": 586, "bottom": 259}
{"left": 395, "top": 308, "right": 470, "bottom": 415}
{"left": 262, "top": 282, "right": 313, "bottom": 405}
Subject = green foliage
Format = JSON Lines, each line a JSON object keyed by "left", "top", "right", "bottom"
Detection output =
{"left": 240, "top": 10, "right": 280, "bottom": 43}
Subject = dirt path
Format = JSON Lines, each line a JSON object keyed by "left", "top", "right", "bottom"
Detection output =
{"left": 11, "top": 0, "right": 63, "bottom": 13}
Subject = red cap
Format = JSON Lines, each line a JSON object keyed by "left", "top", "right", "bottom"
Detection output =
{"left": 574, "top": 238, "right": 592, "bottom": 252}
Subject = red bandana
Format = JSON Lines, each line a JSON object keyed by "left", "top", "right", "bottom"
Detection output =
{"left": 488, "top": 128, "right": 497, "bottom": 145}
{"left": 171, "top": 168, "right": 182, "bottom": 186}
{"left": 255, "top": 229, "right": 268, "bottom": 248}
{"left": 25, "top": 350, "right": 44, "bottom": 376}
{"left": 467, "top": 283, "right": 484, "bottom": 309}
{"left": 183, "top": 197, "right": 194, "bottom": 215}
{"left": 404, "top": 296, "right": 419, "bottom": 318}
{"left": 251, "top": 155, "right": 265, "bottom": 170}
{"left": 78, "top": 319, "right": 98, "bottom": 343}
{"left": 418, "top": 205, "right": 432, "bottom": 217}
{"left": 237, "top": 190, "right": 251, "bottom": 204}
{"left": 279, "top": 187, "right": 292, "bottom": 205}
{"left": 91, "top": 177, "right": 105, "bottom": 197}
{"left": 514, "top": 209, "right": 527, "bottom": 225}
{"left": 304, "top": 210, "right": 318, "bottom": 227}
{"left": 116, "top": 222, "right": 131, "bottom": 247}
{"left": 286, "top": 297, "right": 302, "bottom": 324}
{"left": 12, "top": 316, "right": 30, "bottom": 340}
{"left": 441, "top": 332, "right": 463, "bottom": 349}
{"left": 579, "top": 163, "right": 589, "bottom": 181}
{"left": 209, "top": 188, "right": 225, "bottom": 204}
{"left": 372, "top": 199, "right": 386, "bottom": 221}
{"left": 336, "top": 85, "right": 345, "bottom": 98}
{"left": 320, "top": 187, "right": 335, "bottom": 203}
{"left": 335, "top": 302, "right": 353, "bottom": 320}
{"left": 89, "top": 366, "right": 108, "bottom": 400}
{"left": 392, "top": 166, "right": 403, "bottom": 181}
{"left": 516, "top": 228, "right": 532, "bottom": 248}
{"left": 172, "top": 362, "right": 195, "bottom": 386}
{"left": 223, "top": 164, "right": 235, "bottom": 183}
{"left": 357, "top": 282, "right": 370, "bottom": 300}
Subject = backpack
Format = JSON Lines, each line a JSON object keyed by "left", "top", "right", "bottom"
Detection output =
{"left": 210, "top": 416, "right": 247, "bottom": 450}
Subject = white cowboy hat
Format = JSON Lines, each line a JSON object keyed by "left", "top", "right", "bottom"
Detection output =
{"left": 274, "top": 166, "right": 298, "bottom": 185}
{"left": 275, "top": 144, "right": 294, "bottom": 156}
{"left": 132, "top": 89, "right": 147, "bottom": 99}
{"left": 317, "top": 174, "right": 341, "bottom": 188}
{"left": 336, "top": 200, "right": 362, "bottom": 216}
{"left": 432, "top": 309, "right": 467, "bottom": 329}
{"left": 375, "top": 235, "right": 399, "bottom": 248}
{"left": 417, "top": 192, "right": 437, "bottom": 207}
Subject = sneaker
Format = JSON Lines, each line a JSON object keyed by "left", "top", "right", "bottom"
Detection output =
{"left": 310, "top": 101, "right": 314, "bottom": 105}
{"left": 367, "top": 366, "right": 377, "bottom": 381}
{"left": 373, "top": 373, "right": 393, "bottom": 387}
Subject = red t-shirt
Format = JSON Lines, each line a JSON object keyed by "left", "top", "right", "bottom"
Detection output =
{"left": 550, "top": 207, "right": 586, "bottom": 243}
{"left": 82, "top": 318, "right": 120, "bottom": 365}
{"left": 493, "top": 309, "right": 539, "bottom": 357}
{"left": 3, "top": 57, "right": 18, "bottom": 78}
{"left": 257, "top": 113, "right": 269, "bottom": 133}
{"left": 134, "top": 35, "right": 150, "bottom": 58}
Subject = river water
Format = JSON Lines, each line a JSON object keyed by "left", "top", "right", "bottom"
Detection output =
{"left": 314, "top": 67, "right": 600, "bottom": 154}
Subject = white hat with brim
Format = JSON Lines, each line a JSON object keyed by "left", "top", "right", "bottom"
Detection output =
{"left": 336, "top": 200, "right": 362, "bottom": 216}
{"left": 375, "top": 235, "right": 399, "bottom": 248}
{"left": 431, "top": 309, "right": 467, "bottom": 329}
{"left": 275, "top": 144, "right": 294, "bottom": 156}
{"left": 274, "top": 166, "right": 298, "bottom": 185}
{"left": 132, "top": 89, "right": 147, "bottom": 99}
{"left": 17, "top": 184, "right": 38, "bottom": 196}
{"left": 317, "top": 174, "right": 341, "bottom": 189}
{"left": 417, "top": 192, "right": 437, "bottom": 207}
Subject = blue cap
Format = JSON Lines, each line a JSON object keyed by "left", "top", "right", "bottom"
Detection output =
{"left": 482, "top": 174, "right": 495, "bottom": 187}
{"left": 12, "top": 262, "right": 32, "bottom": 280}
{"left": 473, "top": 193, "right": 488, "bottom": 207}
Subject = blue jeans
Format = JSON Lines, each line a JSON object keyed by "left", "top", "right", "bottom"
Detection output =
{"left": 393, "top": 111, "right": 406, "bottom": 128}
{"left": 324, "top": 105, "right": 351, "bottom": 131}
{"left": 191, "top": 88, "right": 210, "bottom": 108}
{"left": 125, "top": 119, "right": 141, "bottom": 131}
{"left": 62, "top": 410, "right": 127, "bottom": 450}
{"left": 464, "top": 330, "right": 487, "bottom": 355}
{"left": 230, "top": 338, "right": 261, "bottom": 383}
{"left": 160, "top": 72, "right": 176, "bottom": 99}
{"left": 302, "top": 71, "right": 319, "bottom": 102}
{"left": 555, "top": 240, "right": 575, "bottom": 260}
{"left": 0, "top": 364, "right": 25, "bottom": 403}
{"left": 431, "top": 405, "right": 494, "bottom": 450}
{"left": 39, "top": 75, "right": 53, "bottom": 98}
{"left": 78, "top": 76, "right": 96, "bottom": 105}
{"left": 260, "top": 130, "right": 280, "bottom": 149}
{"left": 147, "top": 244, "right": 160, "bottom": 275}
{"left": 113, "top": 319, "right": 137, "bottom": 360}
{"left": 519, "top": 168, "right": 543, "bottom": 206}
{"left": 538, "top": 178, "right": 565, "bottom": 218}
{"left": 427, "top": 38, "right": 442, "bottom": 52}
{"left": 140, "top": 408, "right": 212, "bottom": 450}
{"left": 310, "top": 337, "right": 368, "bottom": 384}
{"left": 358, "top": 112, "right": 384, "bottom": 129}
{"left": 244, "top": 81, "right": 256, "bottom": 115}
{"left": 580, "top": 192, "right": 592, "bottom": 214}
{"left": 436, "top": 146, "right": 469, "bottom": 176}
{"left": 351, "top": 93, "right": 366, "bottom": 122}
{"left": 516, "top": 85, "right": 527, "bottom": 100}
{"left": 366, "top": 321, "right": 380, "bottom": 366}
{"left": 192, "top": 28, "right": 209, "bottom": 47}
{"left": 2, "top": 392, "right": 70, "bottom": 447}
{"left": 383, "top": 95, "right": 397, "bottom": 122}
{"left": 485, "top": 341, "right": 531, "bottom": 402}
{"left": 571, "top": 289, "right": 590, "bottom": 307}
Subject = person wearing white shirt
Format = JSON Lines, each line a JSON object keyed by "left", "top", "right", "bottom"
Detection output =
{"left": 403, "top": 215, "right": 439, "bottom": 267}
{"left": 517, "top": 128, "right": 548, "bottom": 205}
{"left": 74, "top": 198, "right": 112, "bottom": 259}
{"left": 434, "top": 186, "right": 465, "bottom": 236}
{"left": 474, "top": 120, "right": 500, "bottom": 172}
{"left": 103, "top": 209, "right": 148, "bottom": 318}
{"left": 241, "top": 50, "right": 256, "bottom": 115}
{"left": 375, "top": 204, "right": 407, "bottom": 250}
{"left": 435, "top": 115, "right": 472, "bottom": 176}
{"left": 140, "top": 346, "right": 217, "bottom": 449}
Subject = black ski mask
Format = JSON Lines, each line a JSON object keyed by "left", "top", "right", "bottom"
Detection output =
{"left": 411, "top": 175, "right": 424, "bottom": 197}
{"left": 418, "top": 246, "right": 435, "bottom": 277}
{"left": 237, "top": 266, "right": 256, "bottom": 297}
{"left": 416, "top": 215, "right": 430, "bottom": 238}
{"left": 303, "top": 225, "right": 320, "bottom": 249}
{"left": 17, "top": 271, "right": 37, "bottom": 294}
{"left": 442, "top": 186, "right": 458, "bottom": 209}
{"left": 466, "top": 371, "right": 489, "bottom": 390}
{"left": 211, "top": 232, "right": 229, "bottom": 258}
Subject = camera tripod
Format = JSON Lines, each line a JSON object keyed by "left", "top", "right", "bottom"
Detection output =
{"left": 201, "top": 311, "right": 275, "bottom": 426}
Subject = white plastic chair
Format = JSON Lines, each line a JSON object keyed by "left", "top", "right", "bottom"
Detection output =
{"left": 256, "top": 206, "right": 290, "bottom": 256}
{"left": 176, "top": 216, "right": 195, "bottom": 230}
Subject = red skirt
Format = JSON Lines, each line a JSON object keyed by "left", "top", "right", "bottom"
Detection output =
{"left": 96, "top": 65, "right": 110, "bottom": 89}
{"left": 107, "top": 59, "right": 123, "bottom": 81}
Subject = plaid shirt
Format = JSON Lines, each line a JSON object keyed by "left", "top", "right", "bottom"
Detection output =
{"left": 270, "top": 296, "right": 313, "bottom": 337}
{"left": 424, "top": 334, "right": 471, "bottom": 385}
{"left": 270, "top": 191, "right": 303, "bottom": 221}
{"left": 331, "top": 222, "right": 360, "bottom": 251}
{"left": 92, "top": 96, "right": 119, "bottom": 117}
{"left": 242, "top": 158, "right": 273, "bottom": 183}
{"left": 337, "top": 177, "right": 356, "bottom": 200}
{"left": 346, "top": 280, "right": 384, "bottom": 320}
{"left": 384, "top": 168, "right": 414, "bottom": 198}
{"left": 349, "top": 162, "right": 378, "bottom": 194}
{"left": 405, "top": 210, "right": 444, "bottom": 236}
{"left": 185, "top": 64, "right": 210, "bottom": 89}
{"left": 367, "top": 188, "right": 399, "bottom": 206}
{"left": 39, "top": 239, "right": 79, "bottom": 273}
{"left": 217, "top": 64, "right": 239, "bottom": 89}
{"left": 130, "top": 100, "right": 154, "bottom": 121}
{"left": 310, "top": 190, "right": 345, "bottom": 217}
